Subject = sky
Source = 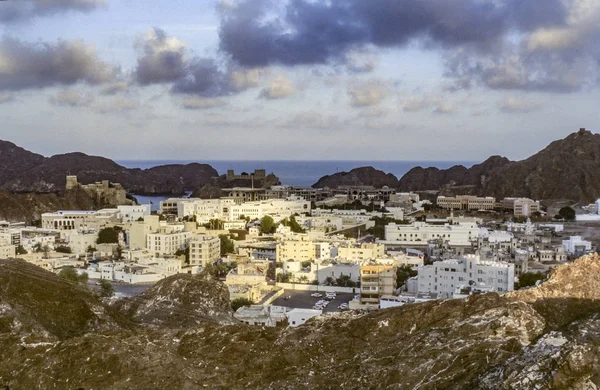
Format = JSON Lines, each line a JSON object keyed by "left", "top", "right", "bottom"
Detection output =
{"left": 1, "top": 0, "right": 600, "bottom": 162}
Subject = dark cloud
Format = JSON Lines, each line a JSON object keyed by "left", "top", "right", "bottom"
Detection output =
{"left": 135, "top": 28, "right": 187, "bottom": 85}
{"left": 0, "top": 0, "right": 106, "bottom": 23}
{"left": 171, "top": 58, "right": 227, "bottom": 96}
{"left": 218, "top": 0, "right": 568, "bottom": 67}
{"left": 0, "top": 37, "right": 118, "bottom": 90}
{"left": 216, "top": 0, "right": 600, "bottom": 92}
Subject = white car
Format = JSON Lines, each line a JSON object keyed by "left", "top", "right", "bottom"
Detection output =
{"left": 338, "top": 303, "right": 349, "bottom": 310}
{"left": 311, "top": 293, "right": 323, "bottom": 298}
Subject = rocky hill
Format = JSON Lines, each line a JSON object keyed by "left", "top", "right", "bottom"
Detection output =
{"left": 191, "top": 172, "right": 281, "bottom": 198}
{"left": 482, "top": 128, "right": 600, "bottom": 202}
{"left": 397, "top": 156, "right": 510, "bottom": 192}
{"left": 397, "top": 128, "right": 600, "bottom": 202}
{"left": 0, "top": 188, "right": 105, "bottom": 223}
{"left": 4, "top": 255, "right": 600, "bottom": 388}
{"left": 312, "top": 166, "right": 399, "bottom": 189}
{"left": 0, "top": 140, "right": 218, "bottom": 195}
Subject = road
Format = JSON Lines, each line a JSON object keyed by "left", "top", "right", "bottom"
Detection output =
{"left": 272, "top": 290, "right": 354, "bottom": 313}
{"left": 87, "top": 280, "right": 154, "bottom": 298}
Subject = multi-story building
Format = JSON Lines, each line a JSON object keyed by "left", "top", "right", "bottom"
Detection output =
{"left": 117, "top": 205, "right": 152, "bottom": 223}
{"left": 437, "top": 195, "right": 496, "bottom": 210}
{"left": 417, "top": 255, "right": 515, "bottom": 299}
{"left": 146, "top": 231, "right": 192, "bottom": 256}
{"left": 0, "top": 243, "right": 15, "bottom": 259}
{"left": 227, "top": 198, "right": 311, "bottom": 221}
{"left": 502, "top": 198, "right": 541, "bottom": 216}
{"left": 384, "top": 221, "right": 480, "bottom": 249}
{"left": 41, "top": 209, "right": 120, "bottom": 231}
{"left": 276, "top": 236, "right": 315, "bottom": 262}
{"left": 188, "top": 235, "right": 221, "bottom": 266}
{"left": 337, "top": 243, "right": 385, "bottom": 261}
{"left": 562, "top": 236, "right": 592, "bottom": 256}
{"left": 359, "top": 262, "right": 397, "bottom": 306}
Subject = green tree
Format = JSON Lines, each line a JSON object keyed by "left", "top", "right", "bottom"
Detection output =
{"left": 324, "top": 276, "right": 335, "bottom": 286}
{"left": 300, "top": 260, "right": 312, "bottom": 268}
{"left": 15, "top": 245, "right": 27, "bottom": 255}
{"left": 517, "top": 272, "right": 546, "bottom": 289}
{"left": 231, "top": 297, "right": 254, "bottom": 311}
{"left": 98, "top": 279, "right": 115, "bottom": 298}
{"left": 55, "top": 245, "right": 72, "bottom": 254}
{"left": 115, "top": 244, "right": 123, "bottom": 260}
{"left": 396, "top": 265, "right": 418, "bottom": 288}
{"left": 336, "top": 274, "right": 355, "bottom": 287}
{"left": 58, "top": 267, "right": 89, "bottom": 285}
{"left": 33, "top": 243, "right": 43, "bottom": 253}
{"left": 558, "top": 206, "right": 576, "bottom": 221}
{"left": 219, "top": 234, "right": 235, "bottom": 256}
{"left": 97, "top": 227, "right": 119, "bottom": 244}
{"left": 276, "top": 273, "right": 292, "bottom": 283}
{"left": 288, "top": 215, "right": 306, "bottom": 233}
{"left": 42, "top": 244, "right": 50, "bottom": 259}
{"left": 298, "top": 275, "right": 309, "bottom": 284}
{"left": 260, "top": 216, "right": 276, "bottom": 234}
{"left": 175, "top": 246, "right": 190, "bottom": 264}
{"left": 86, "top": 245, "right": 96, "bottom": 256}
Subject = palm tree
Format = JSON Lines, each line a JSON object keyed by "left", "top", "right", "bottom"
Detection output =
{"left": 324, "top": 276, "right": 335, "bottom": 286}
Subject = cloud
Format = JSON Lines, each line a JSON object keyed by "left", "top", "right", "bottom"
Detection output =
{"left": 0, "top": 0, "right": 106, "bottom": 23}
{"left": 96, "top": 97, "right": 139, "bottom": 113}
{"left": 433, "top": 102, "right": 455, "bottom": 114}
{"left": 49, "top": 89, "right": 94, "bottom": 107}
{"left": 498, "top": 96, "right": 542, "bottom": 113}
{"left": 229, "top": 68, "right": 262, "bottom": 90}
{"left": 0, "top": 92, "right": 13, "bottom": 104}
{"left": 358, "top": 106, "right": 387, "bottom": 117}
{"left": 181, "top": 96, "right": 227, "bottom": 110}
{"left": 344, "top": 47, "right": 379, "bottom": 73}
{"left": 100, "top": 81, "right": 129, "bottom": 95}
{"left": 259, "top": 75, "right": 295, "bottom": 99}
{"left": 216, "top": 0, "right": 600, "bottom": 93}
{"left": 171, "top": 57, "right": 227, "bottom": 96}
{"left": 0, "top": 36, "right": 117, "bottom": 91}
{"left": 402, "top": 96, "right": 435, "bottom": 112}
{"left": 347, "top": 80, "right": 387, "bottom": 107}
{"left": 217, "top": 0, "right": 567, "bottom": 68}
{"left": 135, "top": 28, "right": 187, "bottom": 85}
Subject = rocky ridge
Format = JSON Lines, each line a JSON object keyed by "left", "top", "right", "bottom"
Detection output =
{"left": 3, "top": 255, "right": 600, "bottom": 388}
{"left": 0, "top": 140, "right": 218, "bottom": 195}
{"left": 312, "top": 166, "right": 399, "bottom": 189}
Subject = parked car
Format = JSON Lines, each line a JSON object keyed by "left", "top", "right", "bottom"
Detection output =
{"left": 338, "top": 303, "right": 349, "bottom": 310}
{"left": 311, "top": 293, "right": 323, "bottom": 297}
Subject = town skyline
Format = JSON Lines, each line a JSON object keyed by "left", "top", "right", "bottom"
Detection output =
{"left": 1, "top": 0, "right": 600, "bottom": 160}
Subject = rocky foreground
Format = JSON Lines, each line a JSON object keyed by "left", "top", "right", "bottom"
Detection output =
{"left": 3, "top": 256, "right": 600, "bottom": 389}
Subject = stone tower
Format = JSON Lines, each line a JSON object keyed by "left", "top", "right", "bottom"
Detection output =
{"left": 66, "top": 175, "right": 78, "bottom": 190}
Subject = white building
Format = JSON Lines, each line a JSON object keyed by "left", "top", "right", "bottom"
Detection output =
{"left": 416, "top": 255, "right": 515, "bottom": 299}
{"left": 188, "top": 235, "right": 221, "bottom": 266}
{"left": 562, "top": 236, "right": 592, "bottom": 256}
{"left": 227, "top": 198, "right": 311, "bottom": 221}
{"left": 286, "top": 308, "right": 321, "bottom": 327}
{"left": 503, "top": 198, "right": 541, "bottom": 216}
{"left": 146, "top": 231, "right": 192, "bottom": 256}
{"left": 118, "top": 205, "right": 151, "bottom": 223}
{"left": 337, "top": 243, "right": 385, "bottom": 261}
{"left": 41, "top": 209, "right": 120, "bottom": 231}
{"left": 384, "top": 221, "right": 480, "bottom": 247}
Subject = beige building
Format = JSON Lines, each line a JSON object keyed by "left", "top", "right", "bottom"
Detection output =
{"left": 189, "top": 235, "right": 221, "bottom": 266}
{"left": 146, "top": 231, "right": 192, "bottom": 256}
{"left": 128, "top": 215, "right": 160, "bottom": 250}
{"left": 0, "top": 244, "right": 16, "bottom": 259}
{"left": 359, "top": 263, "right": 397, "bottom": 306}
{"left": 337, "top": 243, "right": 385, "bottom": 261}
{"left": 276, "top": 236, "right": 315, "bottom": 262}
{"left": 437, "top": 195, "right": 496, "bottom": 210}
{"left": 503, "top": 198, "right": 541, "bottom": 216}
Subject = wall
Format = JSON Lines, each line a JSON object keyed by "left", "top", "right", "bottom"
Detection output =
{"left": 275, "top": 282, "right": 355, "bottom": 293}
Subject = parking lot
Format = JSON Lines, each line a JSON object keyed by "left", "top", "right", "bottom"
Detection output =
{"left": 272, "top": 290, "right": 355, "bottom": 313}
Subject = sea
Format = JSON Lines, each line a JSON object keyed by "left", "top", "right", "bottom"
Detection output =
{"left": 118, "top": 160, "right": 476, "bottom": 209}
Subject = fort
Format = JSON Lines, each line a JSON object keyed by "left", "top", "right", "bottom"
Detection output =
{"left": 65, "top": 175, "right": 128, "bottom": 205}
{"left": 226, "top": 169, "right": 266, "bottom": 181}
